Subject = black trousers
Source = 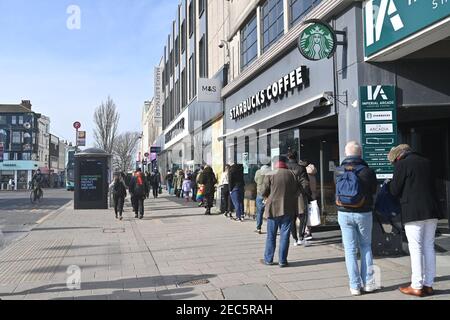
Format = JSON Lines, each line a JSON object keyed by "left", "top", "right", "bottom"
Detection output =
{"left": 152, "top": 186, "right": 159, "bottom": 198}
{"left": 131, "top": 196, "right": 145, "bottom": 217}
{"left": 113, "top": 195, "right": 125, "bottom": 216}
{"left": 291, "top": 214, "right": 308, "bottom": 241}
{"left": 220, "top": 185, "right": 231, "bottom": 213}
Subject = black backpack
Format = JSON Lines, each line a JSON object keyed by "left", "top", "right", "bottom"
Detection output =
{"left": 113, "top": 181, "right": 125, "bottom": 197}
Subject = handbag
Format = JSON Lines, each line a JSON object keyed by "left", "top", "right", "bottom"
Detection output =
{"left": 196, "top": 184, "right": 205, "bottom": 202}
{"left": 307, "top": 200, "right": 321, "bottom": 227}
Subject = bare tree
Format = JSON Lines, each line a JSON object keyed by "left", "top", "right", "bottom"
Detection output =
{"left": 93, "top": 96, "right": 120, "bottom": 154}
{"left": 112, "top": 132, "right": 141, "bottom": 172}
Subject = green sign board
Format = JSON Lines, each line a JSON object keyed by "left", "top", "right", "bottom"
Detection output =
{"left": 298, "top": 21, "right": 336, "bottom": 61}
{"left": 360, "top": 85, "right": 398, "bottom": 180}
{"left": 364, "top": 0, "right": 450, "bottom": 57}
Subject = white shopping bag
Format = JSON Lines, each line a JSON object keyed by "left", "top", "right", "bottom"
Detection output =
{"left": 307, "top": 200, "right": 321, "bottom": 227}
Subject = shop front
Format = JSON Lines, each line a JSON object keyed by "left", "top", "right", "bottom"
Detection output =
{"left": 222, "top": 47, "right": 340, "bottom": 224}
{"left": 0, "top": 160, "right": 39, "bottom": 190}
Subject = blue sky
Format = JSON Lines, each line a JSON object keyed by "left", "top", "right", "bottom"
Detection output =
{"left": 0, "top": 0, "right": 177, "bottom": 146}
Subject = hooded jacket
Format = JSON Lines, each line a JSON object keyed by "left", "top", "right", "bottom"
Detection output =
{"left": 335, "top": 157, "right": 377, "bottom": 213}
{"left": 228, "top": 164, "right": 245, "bottom": 191}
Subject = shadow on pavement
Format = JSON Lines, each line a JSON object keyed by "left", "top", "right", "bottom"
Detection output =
{"left": 33, "top": 227, "right": 102, "bottom": 232}
{"left": 287, "top": 257, "right": 345, "bottom": 268}
{"left": 1, "top": 273, "right": 217, "bottom": 299}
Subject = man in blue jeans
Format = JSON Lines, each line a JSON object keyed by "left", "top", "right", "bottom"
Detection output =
{"left": 260, "top": 156, "right": 300, "bottom": 267}
{"left": 336, "top": 141, "right": 378, "bottom": 296}
{"left": 254, "top": 164, "right": 271, "bottom": 234}
{"left": 229, "top": 163, "right": 245, "bottom": 221}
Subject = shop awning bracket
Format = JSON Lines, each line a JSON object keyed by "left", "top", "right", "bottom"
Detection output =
{"left": 328, "top": 91, "right": 348, "bottom": 107}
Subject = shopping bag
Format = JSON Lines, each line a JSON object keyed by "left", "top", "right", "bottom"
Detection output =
{"left": 307, "top": 200, "right": 321, "bottom": 227}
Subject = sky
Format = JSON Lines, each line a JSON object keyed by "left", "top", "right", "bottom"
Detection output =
{"left": 0, "top": 0, "right": 178, "bottom": 146}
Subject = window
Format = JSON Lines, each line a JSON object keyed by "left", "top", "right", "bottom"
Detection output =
{"left": 199, "top": 36, "right": 207, "bottom": 78}
{"left": 0, "top": 115, "right": 6, "bottom": 125}
{"left": 18, "top": 116, "right": 24, "bottom": 125}
{"left": 181, "top": 22, "right": 186, "bottom": 53}
{"left": 240, "top": 14, "right": 258, "bottom": 70}
{"left": 198, "top": 0, "right": 205, "bottom": 18}
{"left": 11, "top": 116, "right": 17, "bottom": 125}
{"left": 261, "top": 0, "right": 284, "bottom": 53}
{"left": 181, "top": 70, "right": 187, "bottom": 108}
{"left": 188, "top": 2, "right": 194, "bottom": 37}
{"left": 189, "top": 55, "right": 196, "bottom": 100}
{"left": 290, "top": 0, "right": 322, "bottom": 26}
{"left": 175, "top": 36, "right": 179, "bottom": 66}
{"left": 12, "top": 131, "right": 22, "bottom": 144}
{"left": 0, "top": 129, "right": 7, "bottom": 143}
{"left": 170, "top": 50, "right": 174, "bottom": 76}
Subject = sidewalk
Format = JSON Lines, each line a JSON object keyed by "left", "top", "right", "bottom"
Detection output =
{"left": 0, "top": 193, "right": 449, "bottom": 300}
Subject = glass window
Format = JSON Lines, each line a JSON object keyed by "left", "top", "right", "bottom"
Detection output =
{"left": 198, "top": 0, "right": 205, "bottom": 18}
{"left": 18, "top": 116, "right": 24, "bottom": 125}
{"left": 240, "top": 14, "right": 258, "bottom": 70}
{"left": 181, "top": 22, "right": 186, "bottom": 53}
{"left": 261, "top": 0, "right": 284, "bottom": 53}
{"left": 0, "top": 129, "right": 7, "bottom": 143}
{"left": 199, "top": 36, "right": 207, "bottom": 78}
{"left": 189, "top": 2, "right": 194, "bottom": 37}
{"left": 0, "top": 115, "right": 6, "bottom": 125}
{"left": 290, "top": 0, "right": 322, "bottom": 26}
{"left": 12, "top": 131, "right": 22, "bottom": 144}
{"left": 11, "top": 116, "right": 17, "bottom": 125}
{"left": 189, "top": 55, "right": 196, "bottom": 100}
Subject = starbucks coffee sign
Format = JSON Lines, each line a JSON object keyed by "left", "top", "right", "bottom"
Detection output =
{"left": 298, "top": 20, "right": 337, "bottom": 61}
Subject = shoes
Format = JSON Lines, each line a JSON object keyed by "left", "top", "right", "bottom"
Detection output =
{"left": 139, "top": 216, "right": 143, "bottom": 220}
{"left": 304, "top": 233, "right": 313, "bottom": 241}
{"left": 259, "top": 259, "right": 274, "bottom": 266}
{"left": 279, "top": 262, "right": 289, "bottom": 268}
{"left": 293, "top": 240, "right": 299, "bottom": 247}
{"left": 423, "top": 286, "right": 434, "bottom": 296}
{"left": 135, "top": 215, "right": 138, "bottom": 218}
{"left": 302, "top": 240, "right": 311, "bottom": 247}
{"left": 363, "top": 283, "right": 379, "bottom": 293}
{"left": 119, "top": 216, "right": 123, "bottom": 221}
{"left": 254, "top": 229, "right": 262, "bottom": 234}
{"left": 350, "top": 288, "right": 362, "bottom": 296}
{"left": 223, "top": 213, "right": 228, "bottom": 217}
{"left": 399, "top": 286, "right": 424, "bottom": 297}
{"left": 115, "top": 215, "right": 118, "bottom": 219}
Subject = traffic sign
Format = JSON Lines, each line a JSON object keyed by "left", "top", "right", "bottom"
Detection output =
{"left": 73, "top": 121, "right": 81, "bottom": 129}
{"left": 360, "top": 85, "right": 398, "bottom": 180}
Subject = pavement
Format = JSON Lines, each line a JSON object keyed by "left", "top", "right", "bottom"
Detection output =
{"left": 0, "top": 192, "right": 449, "bottom": 300}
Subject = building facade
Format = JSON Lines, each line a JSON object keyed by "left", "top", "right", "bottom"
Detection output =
{"left": 220, "top": 0, "right": 450, "bottom": 224}
{"left": 0, "top": 100, "right": 41, "bottom": 190}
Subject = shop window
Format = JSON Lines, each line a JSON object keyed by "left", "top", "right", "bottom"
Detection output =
{"left": 240, "top": 14, "right": 258, "bottom": 70}
{"left": 261, "top": 0, "right": 284, "bottom": 53}
{"left": 289, "top": 0, "right": 322, "bottom": 27}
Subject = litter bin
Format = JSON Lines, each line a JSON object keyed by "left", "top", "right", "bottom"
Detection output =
{"left": 74, "top": 148, "right": 112, "bottom": 210}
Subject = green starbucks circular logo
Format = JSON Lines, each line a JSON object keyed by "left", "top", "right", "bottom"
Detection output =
{"left": 298, "top": 21, "right": 336, "bottom": 61}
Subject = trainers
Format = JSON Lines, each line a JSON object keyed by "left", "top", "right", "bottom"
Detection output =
{"left": 259, "top": 259, "right": 274, "bottom": 266}
{"left": 304, "top": 234, "right": 313, "bottom": 241}
{"left": 254, "top": 229, "right": 261, "bottom": 234}
{"left": 350, "top": 288, "right": 361, "bottom": 296}
{"left": 363, "top": 283, "right": 379, "bottom": 293}
{"left": 293, "top": 241, "right": 300, "bottom": 247}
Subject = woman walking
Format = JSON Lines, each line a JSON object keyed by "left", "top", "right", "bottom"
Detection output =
{"left": 109, "top": 173, "right": 127, "bottom": 220}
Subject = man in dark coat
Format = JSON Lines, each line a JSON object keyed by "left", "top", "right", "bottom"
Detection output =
{"left": 388, "top": 144, "right": 441, "bottom": 298}
{"left": 150, "top": 169, "right": 161, "bottom": 199}
{"left": 286, "top": 150, "right": 312, "bottom": 246}
{"left": 198, "top": 165, "right": 217, "bottom": 215}
{"left": 228, "top": 163, "right": 245, "bottom": 221}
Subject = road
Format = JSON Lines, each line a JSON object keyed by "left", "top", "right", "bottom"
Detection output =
{"left": 0, "top": 189, "right": 73, "bottom": 250}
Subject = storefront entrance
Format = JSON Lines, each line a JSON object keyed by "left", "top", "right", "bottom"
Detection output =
{"left": 398, "top": 107, "right": 450, "bottom": 226}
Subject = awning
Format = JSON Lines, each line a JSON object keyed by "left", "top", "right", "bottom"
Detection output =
{"left": 218, "top": 93, "right": 333, "bottom": 141}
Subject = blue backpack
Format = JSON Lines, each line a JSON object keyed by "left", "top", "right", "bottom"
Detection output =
{"left": 335, "top": 165, "right": 366, "bottom": 208}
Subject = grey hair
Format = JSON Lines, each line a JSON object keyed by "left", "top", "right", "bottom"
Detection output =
{"left": 345, "top": 141, "right": 362, "bottom": 157}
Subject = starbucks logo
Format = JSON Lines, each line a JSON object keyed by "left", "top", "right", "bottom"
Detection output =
{"left": 298, "top": 22, "right": 336, "bottom": 61}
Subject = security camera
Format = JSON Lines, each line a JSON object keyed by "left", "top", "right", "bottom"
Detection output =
{"left": 218, "top": 42, "right": 224, "bottom": 49}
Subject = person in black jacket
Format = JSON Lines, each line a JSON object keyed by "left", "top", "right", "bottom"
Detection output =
{"left": 388, "top": 144, "right": 441, "bottom": 298}
{"left": 336, "top": 141, "right": 378, "bottom": 296}
{"left": 129, "top": 168, "right": 150, "bottom": 219}
{"left": 228, "top": 163, "right": 245, "bottom": 221}
{"left": 286, "top": 150, "right": 312, "bottom": 246}
{"left": 109, "top": 173, "right": 127, "bottom": 220}
{"left": 198, "top": 165, "right": 217, "bottom": 215}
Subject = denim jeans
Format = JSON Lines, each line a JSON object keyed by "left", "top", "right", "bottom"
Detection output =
{"left": 230, "top": 187, "right": 244, "bottom": 219}
{"left": 338, "top": 211, "right": 374, "bottom": 290}
{"left": 264, "top": 214, "right": 293, "bottom": 266}
{"left": 256, "top": 195, "right": 265, "bottom": 230}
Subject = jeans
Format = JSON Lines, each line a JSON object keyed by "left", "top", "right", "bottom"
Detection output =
{"left": 264, "top": 214, "right": 292, "bottom": 266}
{"left": 338, "top": 211, "right": 374, "bottom": 290}
{"left": 230, "top": 187, "right": 244, "bottom": 219}
{"left": 404, "top": 219, "right": 438, "bottom": 289}
{"left": 256, "top": 195, "right": 265, "bottom": 230}
{"left": 167, "top": 182, "right": 173, "bottom": 194}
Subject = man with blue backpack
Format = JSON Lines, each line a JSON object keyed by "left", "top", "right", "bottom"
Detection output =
{"left": 335, "top": 141, "right": 378, "bottom": 296}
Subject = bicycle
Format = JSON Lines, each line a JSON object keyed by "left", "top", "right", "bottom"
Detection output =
{"left": 30, "top": 187, "right": 43, "bottom": 204}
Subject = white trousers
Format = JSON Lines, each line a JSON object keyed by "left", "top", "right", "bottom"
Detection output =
{"left": 404, "top": 219, "right": 438, "bottom": 289}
